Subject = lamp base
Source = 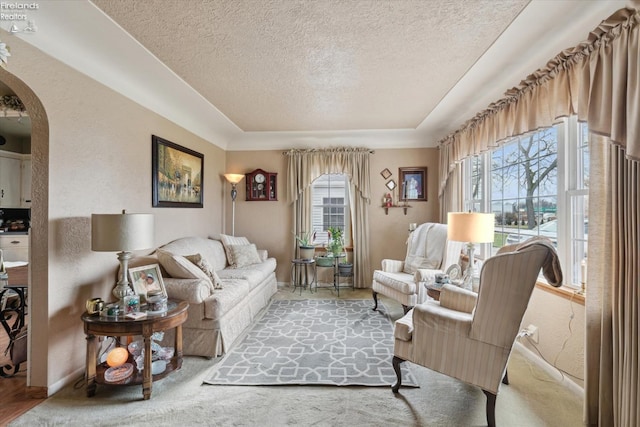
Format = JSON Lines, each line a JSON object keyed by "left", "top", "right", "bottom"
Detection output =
{"left": 462, "top": 242, "right": 477, "bottom": 291}
{"left": 113, "top": 251, "right": 134, "bottom": 305}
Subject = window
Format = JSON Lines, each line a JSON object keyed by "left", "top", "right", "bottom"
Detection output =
{"left": 311, "top": 174, "right": 351, "bottom": 246}
{"left": 463, "top": 117, "right": 588, "bottom": 288}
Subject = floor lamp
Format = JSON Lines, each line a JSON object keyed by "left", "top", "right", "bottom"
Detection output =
{"left": 224, "top": 173, "right": 244, "bottom": 236}
{"left": 447, "top": 212, "right": 495, "bottom": 290}
{"left": 91, "top": 210, "right": 155, "bottom": 304}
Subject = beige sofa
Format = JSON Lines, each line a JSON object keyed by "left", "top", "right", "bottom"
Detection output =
{"left": 372, "top": 223, "right": 464, "bottom": 313}
{"left": 133, "top": 235, "right": 277, "bottom": 358}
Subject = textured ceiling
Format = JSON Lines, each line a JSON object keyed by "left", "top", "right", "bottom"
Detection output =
{"left": 92, "top": 0, "right": 529, "bottom": 132}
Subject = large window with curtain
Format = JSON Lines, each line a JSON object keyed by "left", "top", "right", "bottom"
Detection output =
{"left": 462, "top": 116, "right": 588, "bottom": 288}
{"left": 310, "top": 174, "right": 351, "bottom": 247}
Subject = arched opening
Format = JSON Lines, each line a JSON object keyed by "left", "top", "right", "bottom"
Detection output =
{"left": 0, "top": 66, "right": 49, "bottom": 397}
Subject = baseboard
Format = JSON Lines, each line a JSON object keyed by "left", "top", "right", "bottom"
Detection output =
{"left": 513, "top": 341, "right": 584, "bottom": 398}
{"left": 46, "top": 366, "right": 85, "bottom": 397}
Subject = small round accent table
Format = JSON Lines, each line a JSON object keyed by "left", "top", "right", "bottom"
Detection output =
{"left": 81, "top": 299, "right": 188, "bottom": 400}
{"left": 291, "top": 258, "right": 317, "bottom": 295}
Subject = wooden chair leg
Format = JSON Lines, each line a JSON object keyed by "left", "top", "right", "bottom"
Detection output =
{"left": 502, "top": 369, "right": 509, "bottom": 385}
{"left": 482, "top": 389, "right": 497, "bottom": 427}
{"left": 391, "top": 356, "right": 405, "bottom": 393}
{"left": 372, "top": 290, "right": 379, "bottom": 311}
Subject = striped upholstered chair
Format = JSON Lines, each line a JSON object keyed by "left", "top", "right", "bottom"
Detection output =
{"left": 390, "top": 238, "right": 561, "bottom": 427}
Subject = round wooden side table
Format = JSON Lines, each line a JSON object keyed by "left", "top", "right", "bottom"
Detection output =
{"left": 81, "top": 299, "right": 188, "bottom": 400}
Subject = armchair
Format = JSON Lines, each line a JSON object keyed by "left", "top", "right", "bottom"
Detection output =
{"left": 391, "top": 239, "right": 561, "bottom": 427}
{"left": 372, "top": 223, "right": 464, "bottom": 313}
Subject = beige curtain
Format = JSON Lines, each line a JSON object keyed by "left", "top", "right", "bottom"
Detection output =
{"left": 285, "top": 148, "right": 372, "bottom": 288}
{"left": 438, "top": 156, "right": 463, "bottom": 222}
{"left": 435, "top": 6, "right": 639, "bottom": 425}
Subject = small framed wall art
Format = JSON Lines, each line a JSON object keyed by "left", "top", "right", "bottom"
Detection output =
{"left": 399, "top": 167, "right": 427, "bottom": 202}
{"left": 380, "top": 168, "right": 392, "bottom": 179}
{"left": 385, "top": 179, "right": 396, "bottom": 191}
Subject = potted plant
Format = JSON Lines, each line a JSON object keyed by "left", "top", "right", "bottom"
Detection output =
{"left": 338, "top": 262, "right": 353, "bottom": 276}
{"left": 294, "top": 231, "right": 316, "bottom": 260}
{"left": 327, "top": 227, "right": 344, "bottom": 257}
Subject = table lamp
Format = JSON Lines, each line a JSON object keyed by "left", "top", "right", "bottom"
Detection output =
{"left": 447, "top": 212, "right": 495, "bottom": 289}
{"left": 91, "top": 210, "right": 154, "bottom": 304}
{"left": 224, "top": 173, "right": 245, "bottom": 236}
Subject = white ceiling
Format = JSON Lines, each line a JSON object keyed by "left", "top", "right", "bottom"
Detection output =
{"left": 1, "top": 0, "right": 629, "bottom": 150}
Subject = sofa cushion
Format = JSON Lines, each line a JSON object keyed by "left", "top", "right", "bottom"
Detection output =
{"left": 217, "top": 267, "right": 265, "bottom": 289}
{"left": 184, "top": 253, "right": 224, "bottom": 289}
{"left": 157, "top": 250, "right": 215, "bottom": 293}
{"left": 228, "top": 244, "right": 262, "bottom": 268}
{"left": 159, "top": 237, "right": 228, "bottom": 271}
{"left": 220, "top": 234, "right": 251, "bottom": 265}
{"left": 203, "top": 279, "right": 251, "bottom": 321}
{"left": 373, "top": 269, "right": 417, "bottom": 295}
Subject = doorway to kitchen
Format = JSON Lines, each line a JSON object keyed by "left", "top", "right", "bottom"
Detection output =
{"left": 0, "top": 67, "right": 49, "bottom": 423}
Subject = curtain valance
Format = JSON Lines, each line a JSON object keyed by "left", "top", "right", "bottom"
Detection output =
{"left": 283, "top": 147, "right": 373, "bottom": 204}
{"left": 438, "top": 6, "right": 640, "bottom": 197}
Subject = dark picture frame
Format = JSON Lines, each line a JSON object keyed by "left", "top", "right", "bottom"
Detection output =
{"left": 399, "top": 167, "right": 427, "bottom": 202}
{"left": 380, "top": 168, "right": 392, "bottom": 179}
{"left": 152, "top": 135, "right": 204, "bottom": 208}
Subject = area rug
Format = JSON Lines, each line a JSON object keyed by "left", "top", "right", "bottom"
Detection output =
{"left": 204, "top": 299, "right": 418, "bottom": 387}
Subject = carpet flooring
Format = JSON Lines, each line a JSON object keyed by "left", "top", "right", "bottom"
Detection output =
{"left": 204, "top": 299, "right": 418, "bottom": 387}
{"left": 9, "top": 288, "right": 584, "bottom": 426}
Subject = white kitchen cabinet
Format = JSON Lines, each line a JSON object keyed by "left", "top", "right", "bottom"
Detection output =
{"left": 0, "top": 234, "right": 29, "bottom": 262}
{"left": 21, "top": 157, "right": 31, "bottom": 208}
{"left": 0, "top": 154, "right": 21, "bottom": 208}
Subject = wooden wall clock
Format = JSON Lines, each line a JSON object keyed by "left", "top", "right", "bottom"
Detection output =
{"left": 245, "top": 169, "right": 277, "bottom": 201}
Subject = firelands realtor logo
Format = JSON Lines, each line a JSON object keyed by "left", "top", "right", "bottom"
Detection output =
{"left": 1, "top": 2, "right": 38, "bottom": 21}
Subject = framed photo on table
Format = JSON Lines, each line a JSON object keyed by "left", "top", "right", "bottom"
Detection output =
{"left": 128, "top": 264, "right": 167, "bottom": 299}
{"left": 399, "top": 167, "right": 427, "bottom": 202}
{"left": 152, "top": 135, "right": 204, "bottom": 208}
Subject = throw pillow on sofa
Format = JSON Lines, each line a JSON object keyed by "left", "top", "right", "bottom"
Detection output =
{"left": 220, "top": 234, "right": 250, "bottom": 266}
{"left": 184, "top": 253, "right": 224, "bottom": 289}
{"left": 228, "top": 244, "right": 262, "bottom": 268}
{"left": 156, "top": 249, "right": 215, "bottom": 293}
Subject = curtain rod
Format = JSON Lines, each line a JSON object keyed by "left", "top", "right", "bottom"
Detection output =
{"left": 282, "top": 147, "right": 375, "bottom": 155}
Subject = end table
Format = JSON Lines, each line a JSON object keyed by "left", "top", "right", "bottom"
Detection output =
{"left": 81, "top": 299, "right": 188, "bottom": 400}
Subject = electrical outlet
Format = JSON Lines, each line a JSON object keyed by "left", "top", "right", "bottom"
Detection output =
{"left": 525, "top": 324, "right": 539, "bottom": 343}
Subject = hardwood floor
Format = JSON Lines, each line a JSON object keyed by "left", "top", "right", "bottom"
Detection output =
{"left": 0, "top": 304, "right": 44, "bottom": 426}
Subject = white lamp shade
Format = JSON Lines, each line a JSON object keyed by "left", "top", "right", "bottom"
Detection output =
{"left": 91, "top": 213, "right": 155, "bottom": 252}
{"left": 224, "top": 173, "right": 245, "bottom": 184}
{"left": 447, "top": 212, "right": 495, "bottom": 243}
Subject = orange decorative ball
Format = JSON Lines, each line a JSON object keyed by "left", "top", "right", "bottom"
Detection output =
{"left": 106, "top": 347, "right": 129, "bottom": 367}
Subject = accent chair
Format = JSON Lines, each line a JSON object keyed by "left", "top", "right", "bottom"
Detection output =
{"left": 390, "top": 238, "right": 562, "bottom": 427}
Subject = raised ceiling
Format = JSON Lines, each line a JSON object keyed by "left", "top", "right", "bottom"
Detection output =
{"left": 92, "top": 0, "right": 528, "bottom": 133}
{"left": 3, "top": 0, "right": 629, "bottom": 149}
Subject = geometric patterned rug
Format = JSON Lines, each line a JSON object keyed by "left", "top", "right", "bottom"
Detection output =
{"left": 204, "top": 299, "right": 419, "bottom": 387}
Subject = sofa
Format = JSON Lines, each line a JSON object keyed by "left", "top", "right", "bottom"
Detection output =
{"left": 131, "top": 235, "right": 277, "bottom": 358}
{"left": 372, "top": 223, "right": 464, "bottom": 313}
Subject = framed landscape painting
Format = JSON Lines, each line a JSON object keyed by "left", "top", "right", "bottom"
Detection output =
{"left": 152, "top": 135, "right": 204, "bottom": 208}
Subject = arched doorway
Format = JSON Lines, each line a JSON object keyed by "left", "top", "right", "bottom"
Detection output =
{"left": 0, "top": 67, "right": 49, "bottom": 397}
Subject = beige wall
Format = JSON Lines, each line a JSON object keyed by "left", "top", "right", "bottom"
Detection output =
{"left": 369, "top": 148, "right": 440, "bottom": 270}
{"left": 225, "top": 147, "right": 441, "bottom": 285}
{"left": 3, "top": 37, "right": 228, "bottom": 393}
{"left": 225, "top": 150, "right": 290, "bottom": 281}
{"left": 521, "top": 289, "right": 585, "bottom": 387}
